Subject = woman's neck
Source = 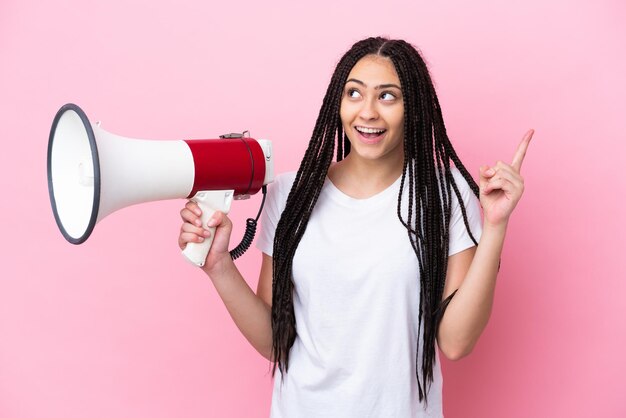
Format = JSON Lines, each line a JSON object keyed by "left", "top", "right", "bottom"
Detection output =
{"left": 327, "top": 153, "right": 404, "bottom": 199}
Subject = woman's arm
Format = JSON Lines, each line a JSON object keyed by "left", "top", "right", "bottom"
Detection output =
{"left": 437, "top": 130, "right": 533, "bottom": 360}
{"left": 179, "top": 205, "right": 274, "bottom": 360}
{"left": 437, "top": 222, "right": 506, "bottom": 360}
{"left": 205, "top": 249, "right": 274, "bottom": 360}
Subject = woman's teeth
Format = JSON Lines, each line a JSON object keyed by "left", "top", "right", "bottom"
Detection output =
{"left": 356, "top": 127, "right": 386, "bottom": 139}
{"left": 356, "top": 127, "right": 386, "bottom": 134}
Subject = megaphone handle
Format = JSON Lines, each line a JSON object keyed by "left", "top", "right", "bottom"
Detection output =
{"left": 182, "top": 190, "right": 234, "bottom": 267}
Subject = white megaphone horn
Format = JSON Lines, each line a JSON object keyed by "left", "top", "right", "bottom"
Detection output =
{"left": 47, "top": 103, "right": 274, "bottom": 267}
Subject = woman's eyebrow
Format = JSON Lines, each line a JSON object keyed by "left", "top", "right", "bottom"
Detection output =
{"left": 346, "top": 78, "right": 401, "bottom": 90}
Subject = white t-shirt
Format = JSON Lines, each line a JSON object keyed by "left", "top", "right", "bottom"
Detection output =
{"left": 256, "top": 168, "right": 483, "bottom": 418}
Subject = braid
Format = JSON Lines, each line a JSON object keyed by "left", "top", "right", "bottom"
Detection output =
{"left": 271, "top": 37, "right": 481, "bottom": 404}
{"left": 271, "top": 41, "right": 374, "bottom": 376}
{"left": 384, "top": 39, "right": 480, "bottom": 400}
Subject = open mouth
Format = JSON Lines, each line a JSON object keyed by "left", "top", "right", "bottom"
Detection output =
{"left": 355, "top": 126, "right": 387, "bottom": 139}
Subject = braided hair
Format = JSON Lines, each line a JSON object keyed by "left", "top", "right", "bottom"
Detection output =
{"left": 271, "top": 37, "right": 479, "bottom": 402}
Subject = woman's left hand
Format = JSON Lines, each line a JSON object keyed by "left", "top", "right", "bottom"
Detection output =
{"left": 479, "top": 129, "right": 534, "bottom": 227}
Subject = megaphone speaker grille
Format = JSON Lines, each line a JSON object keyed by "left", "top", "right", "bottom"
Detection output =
{"left": 47, "top": 103, "right": 101, "bottom": 244}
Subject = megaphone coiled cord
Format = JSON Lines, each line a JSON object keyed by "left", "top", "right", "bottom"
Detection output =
{"left": 229, "top": 185, "right": 267, "bottom": 260}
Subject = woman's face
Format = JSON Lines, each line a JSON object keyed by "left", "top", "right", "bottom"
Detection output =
{"left": 340, "top": 54, "right": 405, "bottom": 165}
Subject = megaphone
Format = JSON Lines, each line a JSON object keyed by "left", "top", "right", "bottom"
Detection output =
{"left": 47, "top": 103, "right": 274, "bottom": 267}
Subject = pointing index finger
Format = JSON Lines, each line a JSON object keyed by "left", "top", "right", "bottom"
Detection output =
{"left": 511, "top": 129, "right": 534, "bottom": 172}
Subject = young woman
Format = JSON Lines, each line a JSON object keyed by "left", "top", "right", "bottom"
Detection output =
{"left": 178, "top": 37, "right": 532, "bottom": 417}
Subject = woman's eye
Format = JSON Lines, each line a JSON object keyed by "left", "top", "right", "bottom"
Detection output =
{"left": 380, "top": 92, "right": 396, "bottom": 101}
{"left": 347, "top": 89, "right": 361, "bottom": 98}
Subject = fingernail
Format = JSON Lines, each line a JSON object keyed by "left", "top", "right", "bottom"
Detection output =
{"left": 194, "top": 209, "right": 202, "bottom": 216}
{"left": 203, "top": 229, "right": 211, "bottom": 237}
{"left": 197, "top": 236, "right": 204, "bottom": 242}
{"left": 195, "top": 219, "right": 201, "bottom": 227}
{"left": 207, "top": 218, "right": 216, "bottom": 227}
{"left": 485, "top": 168, "right": 495, "bottom": 176}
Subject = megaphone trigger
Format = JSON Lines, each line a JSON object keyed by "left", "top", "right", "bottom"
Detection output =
{"left": 182, "top": 190, "right": 235, "bottom": 267}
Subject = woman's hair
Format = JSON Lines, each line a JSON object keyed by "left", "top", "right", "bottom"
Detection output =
{"left": 271, "top": 36, "right": 479, "bottom": 402}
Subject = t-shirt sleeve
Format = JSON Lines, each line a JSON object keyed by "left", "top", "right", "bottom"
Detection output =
{"left": 255, "top": 172, "right": 294, "bottom": 257}
{"left": 448, "top": 167, "right": 483, "bottom": 256}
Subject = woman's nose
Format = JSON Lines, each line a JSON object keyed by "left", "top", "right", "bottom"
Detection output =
{"left": 358, "top": 98, "right": 379, "bottom": 120}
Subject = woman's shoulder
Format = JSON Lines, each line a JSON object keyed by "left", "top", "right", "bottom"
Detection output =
{"left": 271, "top": 171, "right": 297, "bottom": 194}
{"left": 275, "top": 171, "right": 298, "bottom": 185}
{"left": 265, "top": 171, "right": 298, "bottom": 206}
{"left": 449, "top": 166, "right": 465, "bottom": 182}
{"left": 449, "top": 166, "right": 475, "bottom": 194}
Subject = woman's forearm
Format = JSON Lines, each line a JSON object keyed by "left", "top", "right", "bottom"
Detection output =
{"left": 205, "top": 258, "right": 273, "bottom": 360}
{"left": 437, "top": 221, "right": 507, "bottom": 360}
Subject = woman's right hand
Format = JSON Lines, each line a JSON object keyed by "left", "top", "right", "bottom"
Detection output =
{"left": 178, "top": 200, "right": 234, "bottom": 275}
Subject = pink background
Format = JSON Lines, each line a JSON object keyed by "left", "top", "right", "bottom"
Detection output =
{"left": 1, "top": 0, "right": 625, "bottom": 417}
